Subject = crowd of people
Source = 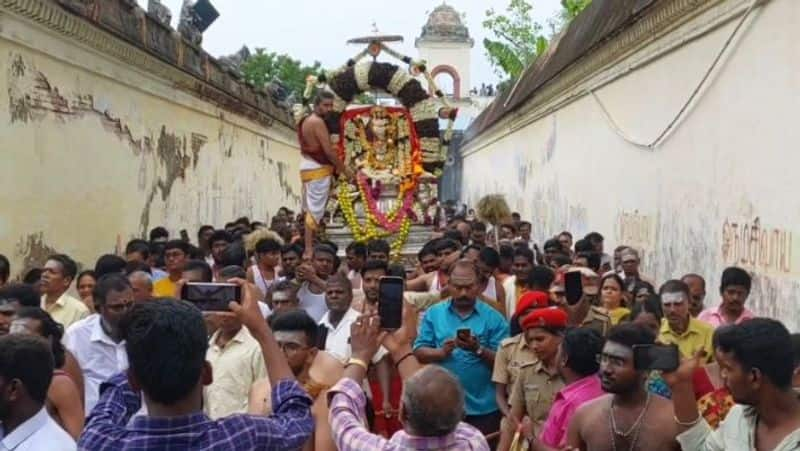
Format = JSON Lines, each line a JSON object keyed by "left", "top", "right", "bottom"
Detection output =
{"left": 0, "top": 209, "right": 798, "bottom": 451}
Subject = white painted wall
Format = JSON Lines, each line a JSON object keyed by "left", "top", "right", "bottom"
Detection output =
{"left": 0, "top": 7, "right": 300, "bottom": 277}
{"left": 417, "top": 41, "right": 473, "bottom": 98}
{"left": 459, "top": 0, "right": 800, "bottom": 330}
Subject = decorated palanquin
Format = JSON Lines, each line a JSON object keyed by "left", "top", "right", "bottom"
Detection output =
{"left": 297, "top": 34, "right": 457, "bottom": 263}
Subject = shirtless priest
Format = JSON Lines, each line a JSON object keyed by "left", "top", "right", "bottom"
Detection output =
{"left": 298, "top": 91, "right": 353, "bottom": 260}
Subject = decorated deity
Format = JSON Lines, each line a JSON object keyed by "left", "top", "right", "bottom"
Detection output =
{"left": 298, "top": 33, "right": 458, "bottom": 260}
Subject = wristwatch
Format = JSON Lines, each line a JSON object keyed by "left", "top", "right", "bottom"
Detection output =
{"left": 475, "top": 346, "right": 484, "bottom": 356}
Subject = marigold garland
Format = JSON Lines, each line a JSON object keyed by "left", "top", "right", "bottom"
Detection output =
{"left": 337, "top": 178, "right": 411, "bottom": 257}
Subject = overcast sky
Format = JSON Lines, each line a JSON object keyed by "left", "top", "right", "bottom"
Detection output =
{"left": 139, "top": 0, "right": 562, "bottom": 87}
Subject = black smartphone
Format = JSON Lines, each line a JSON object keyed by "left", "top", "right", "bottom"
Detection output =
{"left": 378, "top": 276, "right": 404, "bottom": 330}
{"left": 564, "top": 271, "right": 583, "bottom": 305}
{"left": 179, "top": 229, "right": 190, "bottom": 242}
{"left": 633, "top": 344, "right": 680, "bottom": 372}
{"left": 181, "top": 282, "right": 241, "bottom": 312}
{"left": 457, "top": 328, "right": 472, "bottom": 341}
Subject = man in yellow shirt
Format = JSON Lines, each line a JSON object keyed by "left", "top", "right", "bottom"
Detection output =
{"left": 41, "top": 254, "right": 89, "bottom": 328}
{"left": 153, "top": 240, "right": 189, "bottom": 298}
{"left": 658, "top": 279, "right": 714, "bottom": 362}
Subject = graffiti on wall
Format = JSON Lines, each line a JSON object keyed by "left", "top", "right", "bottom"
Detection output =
{"left": 721, "top": 217, "right": 796, "bottom": 276}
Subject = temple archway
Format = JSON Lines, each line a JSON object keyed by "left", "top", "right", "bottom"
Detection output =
{"left": 431, "top": 64, "right": 461, "bottom": 100}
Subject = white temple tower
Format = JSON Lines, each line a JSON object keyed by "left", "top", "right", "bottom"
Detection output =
{"left": 414, "top": 3, "right": 474, "bottom": 100}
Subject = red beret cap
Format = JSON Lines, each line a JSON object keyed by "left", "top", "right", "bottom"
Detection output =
{"left": 515, "top": 291, "right": 550, "bottom": 317}
{"left": 521, "top": 307, "right": 568, "bottom": 331}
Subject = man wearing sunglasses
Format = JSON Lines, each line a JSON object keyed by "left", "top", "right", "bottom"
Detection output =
{"left": 64, "top": 274, "right": 135, "bottom": 413}
{"left": 657, "top": 280, "right": 714, "bottom": 362}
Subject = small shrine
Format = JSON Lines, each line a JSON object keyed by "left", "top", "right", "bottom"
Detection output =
{"left": 297, "top": 28, "right": 459, "bottom": 265}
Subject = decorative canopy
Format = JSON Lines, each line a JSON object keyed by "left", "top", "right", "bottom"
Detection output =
{"left": 415, "top": 3, "right": 473, "bottom": 46}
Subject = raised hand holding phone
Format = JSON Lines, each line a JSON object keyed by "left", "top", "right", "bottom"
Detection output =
{"left": 378, "top": 276, "right": 404, "bottom": 330}
{"left": 225, "top": 278, "right": 264, "bottom": 334}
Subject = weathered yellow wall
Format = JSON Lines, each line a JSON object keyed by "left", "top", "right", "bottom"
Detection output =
{"left": 0, "top": 7, "right": 300, "bottom": 276}
{"left": 460, "top": 0, "right": 800, "bottom": 329}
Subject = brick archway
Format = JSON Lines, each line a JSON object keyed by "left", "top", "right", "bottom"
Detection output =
{"left": 431, "top": 64, "right": 461, "bottom": 100}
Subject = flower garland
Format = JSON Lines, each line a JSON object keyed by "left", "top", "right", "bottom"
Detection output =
{"left": 338, "top": 178, "right": 412, "bottom": 258}
{"left": 357, "top": 172, "right": 414, "bottom": 233}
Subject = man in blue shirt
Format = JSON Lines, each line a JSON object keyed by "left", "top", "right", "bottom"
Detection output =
{"left": 78, "top": 280, "right": 313, "bottom": 450}
{"left": 414, "top": 259, "right": 509, "bottom": 448}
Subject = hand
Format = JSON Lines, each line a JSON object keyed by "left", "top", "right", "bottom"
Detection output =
{"left": 302, "top": 249, "right": 313, "bottom": 262}
{"left": 441, "top": 339, "right": 456, "bottom": 358}
{"left": 381, "top": 302, "right": 419, "bottom": 354}
{"left": 340, "top": 167, "right": 355, "bottom": 181}
{"left": 296, "top": 262, "right": 315, "bottom": 282}
{"left": 227, "top": 278, "right": 267, "bottom": 336}
{"left": 349, "top": 313, "right": 386, "bottom": 363}
{"left": 439, "top": 339, "right": 456, "bottom": 359}
{"left": 662, "top": 349, "right": 706, "bottom": 388}
{"left": 456, "top": 334, "right": 480, "bottom": 353}
{"left": 518, "top": 416, "right": 535, "bottom": 442}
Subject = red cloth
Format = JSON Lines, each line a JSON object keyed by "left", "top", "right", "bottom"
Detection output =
{"left": 521, "top": 306, "right": 568, "bottom": 330}
{"left": 368, "top": 372, "right": 403, "bottom": 437}
{"left": 514, "top": 291, "right": 550, "bottom": 317}
{"left": 692, "top": 366, "right": 716, "bottom": 399}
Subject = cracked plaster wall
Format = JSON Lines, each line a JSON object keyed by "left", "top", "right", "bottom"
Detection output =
{"left": 459, "top": 0, "right": 800, "bottom": 330}
{"left": 0, "top": 16, "right": 301, "bottom": 277}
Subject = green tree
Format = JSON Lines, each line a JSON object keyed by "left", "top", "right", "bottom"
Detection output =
{"left": 482, "top": 0, "right": 548, "bottom": 80}
{"left": 562, "top": 0, "right": 592, "bottom": 20}
{"left": 241, "top": 49, "right": 322, "bottom": 100}
{"left": 483, "top": 0, "right": 593, "bottom": 82}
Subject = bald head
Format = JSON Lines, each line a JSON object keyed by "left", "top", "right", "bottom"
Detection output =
{"left": 401, "top": 366, "right": 464, "bottom": 437}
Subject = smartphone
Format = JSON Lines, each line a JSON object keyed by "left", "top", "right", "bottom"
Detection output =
{"left": 378, "top": 276, "right": 404, "bottom": 330}
{"left": 457, "top": 328, "right": 472, "bottom": 341}
{"left": 564, "top": 271, "right": 583, "bottom": 305}
{"left": 179, "top": 229, "right": 190, "bottom": 242}
{"left": 633, "top": 344, "right": 680, "bottom": 372}
{"left": 181, "top": 282, "right": 241, "bottom": 312}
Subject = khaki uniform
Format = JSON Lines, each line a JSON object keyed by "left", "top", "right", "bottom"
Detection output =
{"left": 581, "top": 306, "right": 612, "bottom": 337}
{"left": 492, "top": 334, "right": 537, "bottom": 391}
{"left": 508, "top": 360, "right": 564, "bottom": 435}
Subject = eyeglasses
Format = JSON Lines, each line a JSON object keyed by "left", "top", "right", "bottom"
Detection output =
{"left": 596, "top": 353, "right": 627, "bottom": 368}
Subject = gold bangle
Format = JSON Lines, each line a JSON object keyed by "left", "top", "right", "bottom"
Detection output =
{"left": 673, "top": 415, "right": 701, "bottom": 427}
{"left": 346, "top": 357, "right": 369, "bottom": 371}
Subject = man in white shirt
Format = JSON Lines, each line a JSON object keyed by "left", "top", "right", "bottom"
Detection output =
{"left": 668, "top": 318, "right": 800, "bottom": 451}
{"left": 64, "top": 274, "right": 134, "bottom": 413}
{"left": 319, "top": 273, "right": 388, "bottom": 365}
{"left": 204, "top": 313, "right": 267, "bottom": 419}
{"left": 296, "top": 245, "right": 336, "bottom": 322}
{"left": 0, "top": 334, "right": 75, "bottom": 450}
{"left": 502, "top": 247, "right": 534, "bottom": 318}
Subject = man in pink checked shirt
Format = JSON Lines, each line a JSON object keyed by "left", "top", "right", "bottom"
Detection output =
{"left": 519, "top": 327, "right": 606, "bottom": 450}
{"left": 698, "top": 267, "right": 755, "bottom": 328}
{"left": 326, "top": 304, "right": 490, "bottom": 450}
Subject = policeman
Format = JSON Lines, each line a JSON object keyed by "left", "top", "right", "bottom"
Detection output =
{"left": 492, "top": 291, "right": 550, "bottom": 431}
{"left": 501, "top": 307, "right": 568, "bottom": 446}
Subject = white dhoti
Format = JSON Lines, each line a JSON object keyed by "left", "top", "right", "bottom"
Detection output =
{"left": 300, "top": 157, "right": 333, "bottom": 232}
